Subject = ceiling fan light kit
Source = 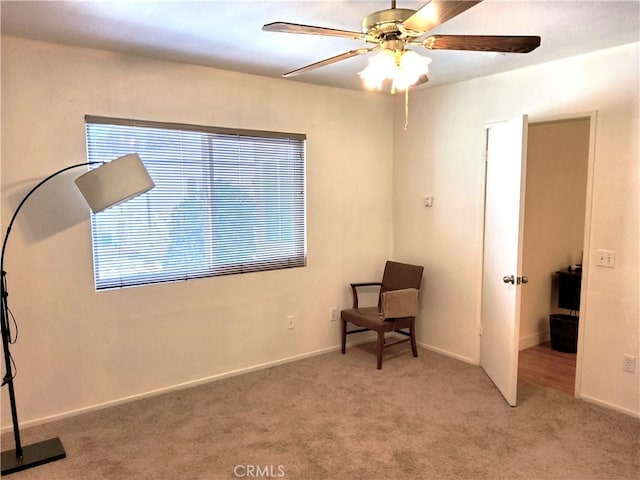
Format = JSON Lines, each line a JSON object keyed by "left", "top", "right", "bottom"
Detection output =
{"left": 263, "top": 0, "right": 540, "bottom": 125}
{"left": 359, "top": 48, "right": 431, "bottom": 93}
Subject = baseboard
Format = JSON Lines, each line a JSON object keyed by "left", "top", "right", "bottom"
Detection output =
{"left": 519, "top": 330, "right": 551, "bottom": 351}
{"left": 377, "top": 334, "right": 477, "bottom": 365}
{"left": 15, "top": 335, "right": 634, "bottom": 433}
{"left": 1, "top": 344, "right": 352, "bottom": 434}
{"left": 578, "top": 394, "right": 640, "bottom": 419}
{"left": 416, "top": 341, "right": 477, "bottom": 366}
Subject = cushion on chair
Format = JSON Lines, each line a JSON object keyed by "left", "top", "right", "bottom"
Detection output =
{"left": 381, "top": 288, "right": 419, "bottom": 319}
{"left": 341, "top": 307, "right": 395, "bottom": 332}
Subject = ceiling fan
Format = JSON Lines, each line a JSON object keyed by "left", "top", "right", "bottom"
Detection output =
{"left": 262, "top": 0, "right": 541, "bottom": 92}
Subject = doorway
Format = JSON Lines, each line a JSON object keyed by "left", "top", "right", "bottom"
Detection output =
{"left": 518, "top": 117, "right": 591, "bottom": 395}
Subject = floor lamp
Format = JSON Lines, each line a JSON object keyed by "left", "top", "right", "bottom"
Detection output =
{"left": 1, "top": 153, "right": 154, "bottom": 475}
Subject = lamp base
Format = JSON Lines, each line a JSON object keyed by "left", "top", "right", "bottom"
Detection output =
{"left": 1, "top": 437, "right": 66, "bottom": 476}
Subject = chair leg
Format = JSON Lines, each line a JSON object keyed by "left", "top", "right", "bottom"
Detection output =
{"left": 410, "top": 318, "right": 418, "bottom": 358}
{"left": 376, "top": 331, "right": 385, "bottom": 369}
{"left": 341, "top": 319, "right": 347, "bottom": 354}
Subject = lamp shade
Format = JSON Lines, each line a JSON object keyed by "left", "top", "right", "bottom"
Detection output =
{"left": 74, "top": 153, "right": 155, "bottom": 213}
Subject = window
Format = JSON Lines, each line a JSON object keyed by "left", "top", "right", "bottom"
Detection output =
{"left": 85, "top": 116, "right": 306, "bottom": 289}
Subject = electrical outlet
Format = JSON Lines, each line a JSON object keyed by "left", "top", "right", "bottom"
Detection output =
{"left": 623, "top": 355, "right": 636, "bottom": 373}
{"left": 330, "top": 307, "right": 339, "bottom": 322}
{"left": 596, "top": 249, "right": 616, "bottom": 267}
{"left": 287, "top": 315, "right": 295, "bottom": 330}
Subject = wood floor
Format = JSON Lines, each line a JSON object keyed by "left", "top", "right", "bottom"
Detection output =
{"left": 518, "top": 341, "right": 576, "bottom": 395}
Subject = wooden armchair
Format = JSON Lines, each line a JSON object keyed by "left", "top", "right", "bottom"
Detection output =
{"left": 341, "top": 261, "right": 424, "bottom": 369}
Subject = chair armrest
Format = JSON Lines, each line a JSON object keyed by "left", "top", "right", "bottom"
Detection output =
{"left": 349, "top": 282, "right": 382, "bottom": 308}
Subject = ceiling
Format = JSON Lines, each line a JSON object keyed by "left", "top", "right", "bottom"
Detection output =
{"left": 1, "top": 1, "right": 639, "bottom": 92}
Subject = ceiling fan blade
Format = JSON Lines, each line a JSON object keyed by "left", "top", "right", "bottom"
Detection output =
{"left": 424, "top": 35, "right": 541, "bottom": 53}
{"left": 402, "top": 0, "right": 482, "bottom": 34}
{"left": 263, "top": 22, "right": 365, "bottom": 40}
{"left": 283, "top": 48, "right": 374, "bottom": 77}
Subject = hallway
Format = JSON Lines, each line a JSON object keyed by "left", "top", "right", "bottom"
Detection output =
{"left": 519, "top": 342, "right": 576, "bottom": 395}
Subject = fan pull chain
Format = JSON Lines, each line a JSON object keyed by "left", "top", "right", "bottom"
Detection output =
{"left": 404, "top": 88, "right": 409, "bottom": 130}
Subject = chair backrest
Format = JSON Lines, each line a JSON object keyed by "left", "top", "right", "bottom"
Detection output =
{"left": 380, "top": 261, "right": 424, "bottom": 296}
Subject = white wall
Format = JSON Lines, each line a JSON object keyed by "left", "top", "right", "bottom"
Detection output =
{"left": 2, "top": 35, "right": 638, "bottom": 427}
{"left": 520, "top": 118, "right": 590, "bottom": 349}
{"left": 393, "top": 43, "right": 639, "bottom": 415}
{"left": 0, "top": 36, "right": 394, "bottom": 428}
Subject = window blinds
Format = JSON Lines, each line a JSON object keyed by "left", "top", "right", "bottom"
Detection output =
{"left": 85, "top": 116, "right": 306, "bottom": 289}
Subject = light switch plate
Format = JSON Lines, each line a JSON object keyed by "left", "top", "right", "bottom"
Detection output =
{"left": 596, "top": 249, "right": 615, "bottom": 267}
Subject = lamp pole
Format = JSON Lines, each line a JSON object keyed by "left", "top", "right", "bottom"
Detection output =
{"left": 0, "top": 162, "right": 101, "bottom": 476}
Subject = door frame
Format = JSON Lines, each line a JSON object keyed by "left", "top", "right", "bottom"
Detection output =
{"left": 476, "top": 110, "right": 598, "bottom": 399}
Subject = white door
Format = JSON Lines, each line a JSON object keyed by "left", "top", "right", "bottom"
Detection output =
{"left": 480, "top": 115, "right": 529, "bottom": 407}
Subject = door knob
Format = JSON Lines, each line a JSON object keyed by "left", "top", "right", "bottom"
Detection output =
{"left": 520, "top": 276, "right": 529, "bottom": 284}
{"left": 503, "top": 275, "right": 515, "bottom": 284}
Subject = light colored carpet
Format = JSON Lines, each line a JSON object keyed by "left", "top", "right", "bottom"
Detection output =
{"left": 2, "top": 344, "right": 639, "bottom": 479}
